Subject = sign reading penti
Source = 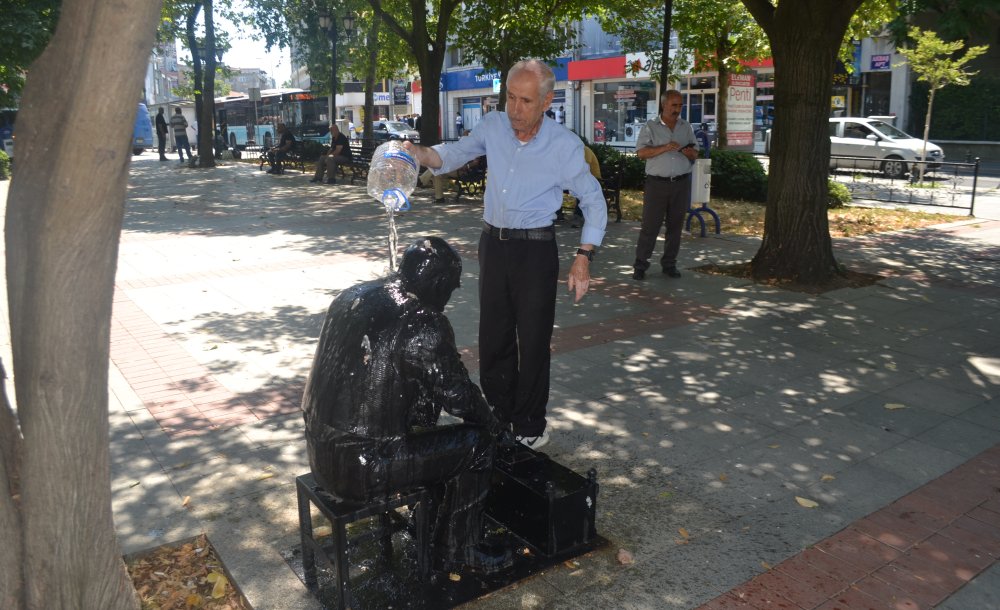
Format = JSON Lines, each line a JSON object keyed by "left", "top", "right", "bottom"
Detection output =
{"left": 726, "top": 73, "right": 756, "bottom": 150}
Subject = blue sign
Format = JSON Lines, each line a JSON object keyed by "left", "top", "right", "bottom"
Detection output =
{"left": 871, "top": 54, "right": 891, "bottom": 71}
{"left": 442, "top": 58, "right": 571, "bottom": 91}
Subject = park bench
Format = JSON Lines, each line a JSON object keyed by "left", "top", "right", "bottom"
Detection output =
{"left": 343, "top": 143, "right": 376, "bottom": 185}
{"left": 599, "top": 161, "right": 623, "bottom": 223}
{"left": 258, "top": 141, "right": 306, "bottom": 174}
{"left": 452, "top": 156, "right": 487, "bottom": 200}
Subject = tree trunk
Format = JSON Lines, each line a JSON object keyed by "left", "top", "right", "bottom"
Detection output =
{"left": 918, "top": 87, "right": 935, "bottom": 183}
{"left": 198, "top": 0, "right": 217, "bottom": 168}
{"left": 743, "top": 0, "right": 863, "bottom": 284}
{"left": 1, "top": 0, "right": 162, "bottom": 607}
{"left": 363, "top": 19, "right": 378, "bottom": 142}
{"left": 415, "top": 52, "right": 444, "bottom": 146}
{"left": 659, "top": 1, "right": 673, "bottom": 86}
{"left": 186, "top": 3, "right": 203, "bottom": 142}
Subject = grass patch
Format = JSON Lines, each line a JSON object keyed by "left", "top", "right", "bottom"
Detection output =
{"left": 619, "top": 190, "right": 952, "bottom": 237}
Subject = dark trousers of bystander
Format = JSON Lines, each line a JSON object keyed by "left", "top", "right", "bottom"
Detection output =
{"left": 477, "top": 231, "right": 559, "bottom": 438}
{"left": 157, "top": 133, "right": 167, "bottom": 159}
{"left": 634, "top": 174, "right": 691, "bottom": 272}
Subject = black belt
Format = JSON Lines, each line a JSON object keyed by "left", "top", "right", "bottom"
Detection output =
{"left": 482, "top": 222, "right": 555, "bottom": 241}
{"left": 648, "top": 173, "right": 691, "bottom": 182}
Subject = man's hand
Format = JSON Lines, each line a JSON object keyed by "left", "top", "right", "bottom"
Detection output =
{"left": 402, "top": 141, "right": 443, "bottom": 169}
{"left": 566, "top": 254, "right": 591, "bottom": 302}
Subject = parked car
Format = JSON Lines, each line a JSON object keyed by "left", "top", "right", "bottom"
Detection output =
{"left": 371, "top": 120, "right": 419, "bottom": 141}
{"left": 765, "top": 116, "right": 944, "bottom": 179}
{"left": 829, "top": 117, "right": 943, "bottom": 178}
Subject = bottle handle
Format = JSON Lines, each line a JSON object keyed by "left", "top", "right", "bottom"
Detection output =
{"left": 381, "top": 188, "right": 411, "bottom": 212}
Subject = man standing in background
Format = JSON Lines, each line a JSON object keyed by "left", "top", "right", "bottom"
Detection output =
{"left": 155, "top": 107, "right": 168, "bottom": 161}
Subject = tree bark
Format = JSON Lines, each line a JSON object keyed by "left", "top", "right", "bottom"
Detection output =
{"left": 659, "top": 0, "right": 673, "bottom": 87}
{"left": 198, "top": 0, "right": 217, "bottom": 167}
{"left": 363, "top": 19, "right": 378, "bottom": 141}
{"left": 716, "top": 35, "right": 730, "bottom": 150}
{"left": 743, "top": 0, "right": 864, "bottom": 284}
{"left": 1, "top": 0, "right": 162, "bottom": 606}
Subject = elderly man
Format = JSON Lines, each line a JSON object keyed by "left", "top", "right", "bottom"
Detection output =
{"left": 266, "top": 123, "right": 295, "bottom": 174}
{"left": 310, "top": 124, "right": 353, "bottom": 184}
{"left": 632, "top": 90, "right": 699, "bottom": 280}
{"left": 405, "top": 59, "right": 608, "bottom": 450}
{"left": 302, "top": 237, "right": 511, "bottom": 574}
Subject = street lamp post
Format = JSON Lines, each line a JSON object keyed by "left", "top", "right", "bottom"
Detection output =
{"left": 319, "top": 12, "right": 355, "bottom": 130}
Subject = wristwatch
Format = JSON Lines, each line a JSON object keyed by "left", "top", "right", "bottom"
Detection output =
{"left": 576, "top": 248, "right": 595, "bottom": 262}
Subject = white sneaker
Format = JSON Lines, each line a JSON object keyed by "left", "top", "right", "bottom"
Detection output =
{"left": 515, "top": 429, "right": 550, "bottom": 450}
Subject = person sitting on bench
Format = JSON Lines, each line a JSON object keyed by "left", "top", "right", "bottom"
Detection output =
{"left": 266, "top": 123, "right": 295, "bottom": 174}
{"left": 301, "top": 237, "right": 512, "bottom": 574}
{"left": 310, "top": 123, "right": 352, "bottom": 184}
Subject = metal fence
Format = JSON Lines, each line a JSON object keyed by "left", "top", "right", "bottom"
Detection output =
{"left": 827, "top": 156, "right": 982, "bottom": 216}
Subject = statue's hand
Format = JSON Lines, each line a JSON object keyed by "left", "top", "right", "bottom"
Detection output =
{"left": 496, "top": 427, "right": 518, "bottom": 449}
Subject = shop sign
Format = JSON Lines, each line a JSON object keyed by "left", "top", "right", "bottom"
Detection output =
{"left": 870, "top": 54, "right": 891, "bottom": 71}
{"left": 726, "top": 72, "right": 755, "bottom": 149}
{"left": 374, "top": 92, "right": 391, "bottom": 105}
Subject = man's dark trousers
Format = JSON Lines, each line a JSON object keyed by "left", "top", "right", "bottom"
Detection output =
{"left": 635, "top": 174, "right": 691, "bottom": 271}
{"left": 477, "top": 232, "right": 558, "bottom": 437}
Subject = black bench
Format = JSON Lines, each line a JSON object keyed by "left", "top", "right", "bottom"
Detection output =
{"left": 343, "top": 144, "right": 375, "bottom": 185}
{"left": 258, "top": 141, "right": 306, "bottom": 174}
{"left": 452, "top": 156, "right": 487, "bottom": 200}
{"left": 599, "top": 161, "right": 623, "bottom": 223}
{"left": 296, "top": 472, "right": 430, "bottom": 609}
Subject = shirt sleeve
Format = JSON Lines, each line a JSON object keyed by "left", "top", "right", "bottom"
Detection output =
{"left": 563, "top": 140, "right": 608, "bottom": 246}
{"left": 635, "top": 122, "right": 654, "bottom": 150}
{"left": 432, "top": 115, "right": 490, "bottom": 174}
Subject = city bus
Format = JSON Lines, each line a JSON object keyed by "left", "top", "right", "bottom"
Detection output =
{"left": 214, "top": 88, "right": 330, "bottom": 149}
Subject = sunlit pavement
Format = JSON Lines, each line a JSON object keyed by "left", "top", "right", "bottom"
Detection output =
{"left": 6, "top": 151, "right": 1000, "bottom": 608}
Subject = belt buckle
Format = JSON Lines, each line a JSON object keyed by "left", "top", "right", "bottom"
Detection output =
{"left": 498, "top": 227, "right": 509, "bottom": 241}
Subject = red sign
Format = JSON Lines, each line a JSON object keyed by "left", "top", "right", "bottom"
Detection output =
{"left": 568, "top": 56, "right": 625, "bottom": 81}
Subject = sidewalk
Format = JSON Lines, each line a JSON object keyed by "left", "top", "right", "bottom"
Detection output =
{"left": 10, "top": 153, "right": 1000, "bottom": 608}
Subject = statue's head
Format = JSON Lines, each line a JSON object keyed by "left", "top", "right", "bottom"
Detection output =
{"left": 399, "top": 237, "right": 462, "bottom": 312}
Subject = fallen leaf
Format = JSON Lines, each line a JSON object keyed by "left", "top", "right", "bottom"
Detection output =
{"left": 884, "top": 403, "right": 906, "bottom": 410}
{"left": 718, "top": 473, "right": 728, "bottom": 482}
{"left": 616, "top": 548, "right": 635, "bottom": 565}
{"left": 678, "top": 528, "right": 690, "bottom": 539}
{"left": 206, "top": 571, "right": 228, "bottom": 599}
{"left": 448, "top": 572, "right": 461, "bottom": 581}
{"left": 820, "top": 474, "right": 836, "bottom": 482}
{"left": 761, "top": 561, "right": 772, "bottom": 570}
{"left": 314, "top": 525, "right": 332, "bottom": 538}
{"left": 658, "top": 491, "right": 673, "bottom": 499}
{"left": 795, "top": 496, "right": 819, "bottom": 509}
{"left": 256, "top": 472, "right": 274, "bottom": 481}
{"left": 767, "top": 444, "right": 780, "bottom": 449}
{"left": 675, "top": 538, "right": 690, "bottom": 545}
{"left": 582, "top": 335, "right": 592, "bottom": 340}
{"left": 563, "top": 559, "right": 580, "bottom": 569}
{"left": 185, "top": 592, "right": 204, "bottom": 608}
{"left": 182, "top": 496, "right": 191, "bottom": 507}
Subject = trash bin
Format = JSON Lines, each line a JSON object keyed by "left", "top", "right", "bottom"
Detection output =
{"left": 691, "top": 158, "right": 711, "bottom": 204}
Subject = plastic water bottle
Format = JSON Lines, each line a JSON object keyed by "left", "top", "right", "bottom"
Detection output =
{"left": 367, "top": 140, "right": 418, "bottom": 212}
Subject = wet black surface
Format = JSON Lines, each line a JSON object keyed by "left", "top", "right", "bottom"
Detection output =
{"left": 282, "top": 515, "right": 607, "bottom": 610}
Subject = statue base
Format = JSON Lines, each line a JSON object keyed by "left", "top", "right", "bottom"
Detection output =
{"left": 287, "top": 448, "right": 605, "bottom": 609}
{"left": 486, "top": 444, "right": 599, "bottom": 557}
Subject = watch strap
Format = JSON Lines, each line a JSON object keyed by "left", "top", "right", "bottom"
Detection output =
{"left": 576, "top": 248, "right": 595, "bottom": 261}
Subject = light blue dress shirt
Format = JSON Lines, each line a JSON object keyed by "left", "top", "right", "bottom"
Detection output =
{"left": 432, "top": 112, "right": 608, "bottom": 247}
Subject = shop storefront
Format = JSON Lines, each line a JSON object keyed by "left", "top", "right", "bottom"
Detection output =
{"left": 441, "top": 59, "right": 571, "bottom": 139}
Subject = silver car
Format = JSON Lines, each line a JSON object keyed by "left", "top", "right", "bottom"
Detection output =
{"left": 372, "top": 120, "right": 419, "bottom": 141}
{"left": 829, "top": 117, "right": 944, "bottom": 179}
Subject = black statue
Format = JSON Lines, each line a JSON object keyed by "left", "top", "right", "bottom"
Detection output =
{"left": 302, "top": 236, "right": 511, "bottom": 573}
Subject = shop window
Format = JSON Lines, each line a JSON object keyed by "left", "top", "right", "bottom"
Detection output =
{"left": 592, "top": 81, "right": 656, "bottom": 146}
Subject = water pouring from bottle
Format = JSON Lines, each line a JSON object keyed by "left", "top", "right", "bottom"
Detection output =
{"left": 367, "top": 141, "right": 419, "bottom": 271}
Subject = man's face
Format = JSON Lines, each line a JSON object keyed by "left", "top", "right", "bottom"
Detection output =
{"left": 506, "top": 70, "right": 553, "bottom": 138}
{"left": 330, "top": 125, "right": 339, "bottom": 138}
{"left": 661, "top": 95, "right": 683, "bottom": 123}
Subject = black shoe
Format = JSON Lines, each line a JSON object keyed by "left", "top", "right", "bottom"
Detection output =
{"left": 159, "top": 157, "right": 168, "bottom": 161}
{"left": 266, "top": 168, "right": 278, "bottom": 174}
{"left": 663, "top": 267, "right": 682, "bottom": 278}
{"left": 433, "top": 197, "right": 444, "bottom": 203}
{"left": 632, "top": 268, "right": 646, "bottom": 280}
{"left": 325, "top": 178, "right": 336, "bottom": 185}
{"left": 309, "top": 178, "right": 321, "bottom": 183}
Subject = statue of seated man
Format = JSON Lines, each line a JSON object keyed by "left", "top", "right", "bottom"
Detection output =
{"left": 302, "top": 236, "right": 511, "bottom": 574}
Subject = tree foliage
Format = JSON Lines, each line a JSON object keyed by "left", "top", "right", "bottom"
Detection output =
{"left": 671, "top": 0, "right": 769, "bottom": 149}
{"left": 362, "top": 0, "right": 463, "bottom": 145}
{"left": 896, "top": 25, "right": 987, "bottom": 181}
{"left": 0, "top": 0, "right": 61, "bottom": 108}
{"left": 452, "top": 0, "right": 589, "bottom": 110}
